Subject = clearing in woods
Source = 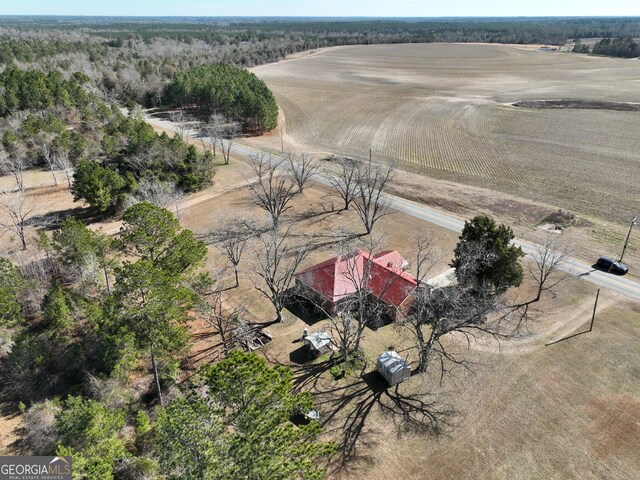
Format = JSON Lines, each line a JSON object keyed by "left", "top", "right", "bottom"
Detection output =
{"left": 251, "top": 43, "right": 640, "bottom": 225}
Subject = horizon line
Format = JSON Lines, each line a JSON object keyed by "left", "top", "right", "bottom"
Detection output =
{"left": 1, "top": 14, "right": 640, "bottom": 19}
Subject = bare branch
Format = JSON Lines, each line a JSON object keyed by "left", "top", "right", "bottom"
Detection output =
{"left": 327, "top": 156, "right": 359, "bottom": 212}
{"left": 287, "top": 152, "right": 319, "bottom": 194}
{"left": 0, "top": 189, "right": 37, "bottom": 250}
{"left": 135, "top": 179, "right": 185, "bottom": 220}
{"left": 247, "top": 154, "right": 298, "bottom": 229}
{"left": 218, "top": 122, "right": 240, "bottom": 165}
{"left": 253, "top": 227, "right": 310, "bottom": 322}
{"left": 352, "top": 159, "right": 394, "bottom": 235}
{"left": 53, "top": 152, "right": 74, "bottom": 188}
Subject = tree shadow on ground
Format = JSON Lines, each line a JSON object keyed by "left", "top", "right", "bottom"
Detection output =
{"left": 283, "top": 291, "right": 328, "bottom": 326}
{"left": 27, "top": 206, "right": 95, "bottom": 231}
{"left": 319, "top": 370, "right": 456, "bottom": 475}
{"left": 288, "top": 207, "right": 339, "bottom": 223}
{"left": 265, "top": 308, "right": 455, "bottom": 473}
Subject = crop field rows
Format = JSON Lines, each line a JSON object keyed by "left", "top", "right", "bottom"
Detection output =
{"left": 253, "top": 43, "right": 640, "bottom": 224}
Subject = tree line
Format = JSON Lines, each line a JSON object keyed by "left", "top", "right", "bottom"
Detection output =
{"left": 1, "top": 17, "right": 639, "bottom": 106}
{"left": 592, "top": 37, "right": 640, "bottom": 58}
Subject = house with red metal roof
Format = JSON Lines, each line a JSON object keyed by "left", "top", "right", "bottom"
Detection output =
{"left": 294, "top": 250, "right": 418, "bottom": 321}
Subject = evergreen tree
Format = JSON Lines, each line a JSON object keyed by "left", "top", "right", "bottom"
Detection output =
{"left": 115, "top": 203, "right": 207, "bottom": 404}
{"left": 166, "top": 64, "right": 278, "bottom": 133}
{"left": 0, "top": 257, "right": 25, "bottom": 326}
{"left": 120, "top": 201, "right": 207, "bottom": 276}
{"left": 155, "top": 394, "right": 227, "bottom": 480}
{"left": 52, "top": 218, "right": 115, "bottom": 292}
{"left": 72, "top": 161, "right": 136, "bottom": 214}
{"left": 55, "top": 396, "right": 128, "bottom": 480}
{"left": 42, "top": 281, "right": 73, "bottom": 331}
{"left": 203, "top": 351, "right": 335, "bottom": 480}
{"left": 452, "top": 215, "right": 524, "bottom": 294}
{"left": 155, "top": 352, "right": 334, "bottom": 480}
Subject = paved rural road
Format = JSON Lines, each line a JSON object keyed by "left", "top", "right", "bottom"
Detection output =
{"left": 144, "top": 114, "right": 640, "bottom": 302}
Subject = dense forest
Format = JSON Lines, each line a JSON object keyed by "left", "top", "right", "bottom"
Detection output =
{"left": 0, "top": 203, "right": 334, "bottom": 479}
{"left": 166, "top": 65, "right": 278, "bottom": 133}
{"left": 0, "top": 66, "right": 214, "bottom": 217}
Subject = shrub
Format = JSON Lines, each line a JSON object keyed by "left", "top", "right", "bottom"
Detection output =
{"left": 22, "top": 399, "right": 62, "bottom": 455}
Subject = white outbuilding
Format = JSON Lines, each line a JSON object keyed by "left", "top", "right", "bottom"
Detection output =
{"left": 376, "top": 350, "right": 411, "bottom": 385}
{"left": 303, "top": 330, "right": 332, "bottom": 357}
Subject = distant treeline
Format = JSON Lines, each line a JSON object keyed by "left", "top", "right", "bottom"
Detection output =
{"left": 0, "top": 17, "right": 638, "bottom": 106}
{"left": 2, "top": 16, "right": 640, "bottom": 44}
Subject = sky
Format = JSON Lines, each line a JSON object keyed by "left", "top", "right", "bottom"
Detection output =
{"left": 1, "top": 0, "right": 639, "bottom": 17}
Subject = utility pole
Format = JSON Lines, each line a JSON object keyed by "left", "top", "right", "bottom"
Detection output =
{"left": 545, "top": 288, "right": 600, "bottom": 346}
{"left": 619, "top": 215, "right": 638, "bottom": 263}
{"left": 588, "top": 289, "right": 599, "bottom": 332}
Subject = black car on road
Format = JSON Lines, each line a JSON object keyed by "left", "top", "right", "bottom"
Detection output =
{"left": 596, "top": 257, "right": 629, "bottom": 275}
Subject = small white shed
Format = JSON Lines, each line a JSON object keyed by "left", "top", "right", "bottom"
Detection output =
{"left": 376, "top": 350, "right": 411, "bottom": 385}
{"left": 303, "top": 330, "right": 332, "bottom": 357}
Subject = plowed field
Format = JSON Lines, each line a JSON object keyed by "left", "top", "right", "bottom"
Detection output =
{"left": 253, "top": 44, "right": 640, "bottom": 223}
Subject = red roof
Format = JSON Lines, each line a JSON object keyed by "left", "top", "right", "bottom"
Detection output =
{"left": 295, "top": 250, "right": 417, "bottom": 308}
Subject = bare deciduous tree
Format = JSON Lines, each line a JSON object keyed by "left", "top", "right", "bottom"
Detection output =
{"left": 0, "top": 155, "right": 27, "bottom": 192}
{"left": 414, "top": 228, "right": 437, "bottom": 286}
{"left": 54, "top": 152, "right": 74, "bottom": 188}
{"left": 247, "top": 154, "right": 298, "bottom": 229}
{"left": 199, "top": 287, "right": 243, "bottom": 360}
{"left": 287, "top": 152, "right": 319, "bottom": 194}
{"left": 352, "top": 160, "right": 393, "bottom": 235}
{"left": 135, "top": 179, "right": 185, "bottom": 220}
{"left": 402, "top": 284, "right": 498, "bottom": 378}
{"left": 203, "top": 113, "right": 225, "bottom": 158}
{"left": 328, "top": 157, "right": 359, "bottom": 211}
{"left": 527, "top": 234, "right": 572, "bottom": 302}
{"left": 508, "top": 234, "right": 572, "bottom": 324}
{"left": 253, "top": 228, "right": 309, "bottom": 322}
{"left": 207, "top": 213, "right": 258, "bottom": 288}
{"left": 170, "top": 110, "right": 189, "bottom": 141}
{"left": 0, "top": 189, "right": 36, "bottom": 250}
{"left": 39, "top": 143, "right": 58, "bottom": 186}
{"left": 218, "top": 122, "right": 240, "bottom": 165}
{"left": 21, "top": 400, "right": 61, "bottom": 456}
